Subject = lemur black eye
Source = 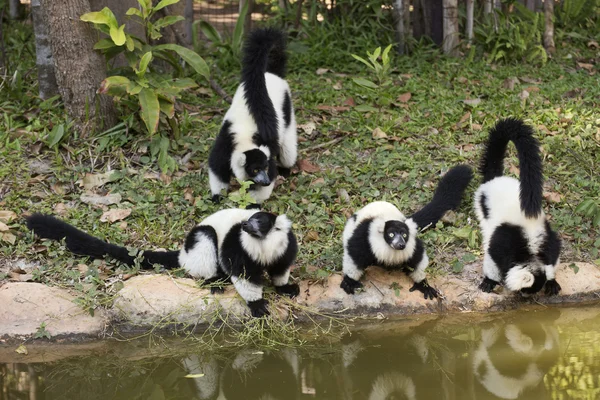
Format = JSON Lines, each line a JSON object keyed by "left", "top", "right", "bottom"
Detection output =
{"left": 253, "top": 168, "right": 259, "bottom": 174}
{"left": 388, "top": 232, "right": 395, "bottom": 238}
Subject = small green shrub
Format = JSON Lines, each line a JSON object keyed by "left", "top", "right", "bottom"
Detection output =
{"left": 81, "top": 0, "right": 210, "bottom": 172}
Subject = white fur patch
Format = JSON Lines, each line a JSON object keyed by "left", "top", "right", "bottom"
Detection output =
{"left": 198, "top": 208, "right": 259, "bottom": 249}
{"left": 178, "top": 230, "right": 219, "bottom": 279}
{"left": 208, "top": 168, "right": 230, "bottom": 196}
{"left": 544, "top": 263, "right": 557, "bottom": 280}
{"left": 241, "top": 215, "right": 291, "bottom": 265}
{"left": 482, "top": 252, "right": 503, "bottom": 283}
{"left": 231, "top": 276, "right": 263, "bottom": 302}
{"left": 342, "top": 252, "right": 364, "bottom": 281}
{"left": 408, "top": 249, "right": 428, "bottom": 283}
{"left": 505, "top": 266, "right": 535, "bottom": 291}
{"left": 505, "top": 325, "right": 534, "bottom": 354}
{"left": 249, "top": 182, "right": 275, "bottom": 204}
{"left": 272, "top": 268, "right": 290, "bottom": 286}
{"left": 368, "top": 372, "right": 416, "bottom": 400}
{"left": 353, "top": 201, "right": 406, "bottom": 224}
{"left": 181, "top": 356, "right": 219, "bottom": 399}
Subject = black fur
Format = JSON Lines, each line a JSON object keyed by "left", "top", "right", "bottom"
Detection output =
{"left": 241, "top": 28, "right": 287, "bottom": 150}
{"left": 26, "top": 213, "right": 179, "bottom": 269}
{"left": 410, "top": 165, "right": 473, "bottom": 229}
{"left": 282, "top": 91, "right": 292, "bottom": 128}
{"left": 185, "top": 225, "right": 217, "bottom": 252}
{"left": 347, "top": 219, "right": 377, "bottom": 269}
{"left": 479, "top": 193, "right": 489, "bottom": 219}
{"left": 480, "top": 118, "right": 543, "bottom": 218}
{"left": 208, "top": 120, "right": 234, "bottom": 190}
{"left": 488, "top": 223, "right": 533, "bottom": 277}
{"left": 479, "top": 277, "right": 499, "bottom": 292}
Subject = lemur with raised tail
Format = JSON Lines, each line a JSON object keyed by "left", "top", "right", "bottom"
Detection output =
{"left": 474, "top": 118, "right": 562, "bottom": 295}
{"left": 26, "top": 209, "right": 298, "bottom": 317}
{"left": 340, "top": 165, "right": 473, "bottom": 299}
{"left": 208, "top": 28, "right": 297, "bottom": 205}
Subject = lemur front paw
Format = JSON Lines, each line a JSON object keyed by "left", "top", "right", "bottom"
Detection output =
{"left": 479, "top": 278, "right": 499, "bottom": 293}
{"left": 211, "top": 194, "right": 223, "bottom": 204}
{"left": 278, "top": 167, "right": 291, "bottom": 178}
{"left": 409, "top": 280, "right": 439, "bottom": 300}
{"left": 545, "top": 279, "right": 562, "bottom": 296}
{"left": 275, "top": 283, "right": 300, "bottom": 298}
{"left": 340, "top": 275, "right": 363, "bottom": 295}
{"left": 246, "top": 203, "right": 261, "bottom": 210}
{"left": 248, "top": 299, "right": 269, "bottom": 318}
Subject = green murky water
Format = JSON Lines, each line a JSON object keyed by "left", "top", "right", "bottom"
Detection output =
{"left": 2, "top": 306, "right": 600, "bottom": 400}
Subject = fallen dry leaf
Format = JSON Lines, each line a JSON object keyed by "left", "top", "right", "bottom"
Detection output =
{"left": 544, "top": 191, "right": 562, "bottom": 203}
{"left": 298, "top": 122, "right": 317, "bottom": 136}
{"left": 397, "top": 92, "right": 411, "bottom": 103}
{"left": 332, "top": 81, "right": 342, "bottom": 90}
{"left": 588, "top": 40, "right": 599, "bottom": 49}
{"left": 0, "top": 222, "right": 8, "bottom": 232}
{"left": 525, "top": 86, "right": 540, "bottom": 93}
{"left": 297, "top": 159, "right": 320, "bottom": 174}
{"left": 400, "top": 73, "right": 413, "bottom": 79}
{"left": 502, "top": 77, "right": 519, "bottom": 90}
{"left": 456, "top": 76, "right": 468, "bottom": 84}
{"left": 160, "top": 173, "right": 172, "bottom": 185}
{"left": 472, "top": 124, "right": 482, "bottom": 131}
{"left": 0, "top": 210, "right": 17, "bottom": 223}
{"left": 509, "top": 164, "right": 520, "bottom": 176}
{"left": 519, "top": 90, "right": 530, "bottom": 100}
{"left": 304, "top": 230, "right": 320, "bottom": 242}
{"left": 316, "top": 68, "right": 329, "bottom": 75}
{"left": 337, "top": 188, "right": 350, "bottom": 204}
{"left": 343, "top": 97, "right": 356, "bottom": 107}
{"left": 310, "top": 177, "right": 326, "bottom": 186}
{"left": 462, "top": 98, "right": 482, "bottom": 106}
{"left": 118, "top": 221, "right": 128, "bottom": 230}
{"left": 100, "top": 208, "right": 132, "bottom": 223}
{"left": 15, "top": 344, "right": 28, "bottom": 355}
{"left": 577, "top": 62, "right": 594, "bottom": 72}
{"left": 78, "top": 264, "right": 89, "bottom": 275}
{"left": 1, "top": 232, "right": 16, "bottom": 244}
{"left": 456, "top": 112, "right": 471, "bottom": 128}
{"left": 316, "top": 105, "right": 350, "bottom": 113}
{"left": 79, "top": 171, "right": 120, "bottom": 190}
{"left": 372, "top": 127, "right": 388, "bottom": 139}
{"left": 184, "top": 188, "right": 194, "bottom": 203}
{"left": 80, "top": 192, "right": 121, "bottom": 206}
{"left": 53, "top": 203, "right": 69, "bottom": 215}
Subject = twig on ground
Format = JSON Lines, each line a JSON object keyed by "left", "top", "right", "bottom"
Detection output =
{"left": 300, "top": 137, "right": 345, "bottom": 153}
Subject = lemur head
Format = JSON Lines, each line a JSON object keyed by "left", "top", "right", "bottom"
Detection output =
{"left": 383, "top": 220, "right": 410, "bottom": 250}
{"left": 241, "top": 212, "right": 292, "bottom": 240}
{"left": 243, "top": 148, "right": 271, "bottom": 186}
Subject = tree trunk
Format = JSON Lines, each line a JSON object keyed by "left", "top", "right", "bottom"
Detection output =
{"left": 442, "top": 0, "right": 459, "bottom": 56}
{"left": 184, "top": 0, "right": 193, "bottom": 46}
{"left": 9, "top": 0, "right": 22, "bottom": 19}
{"left": 543, "top": 0, "right": 555, "bottom": 55}
{"left": 43, "top": 0, "right": 117, "bottom": 133}
{"left": 403, "top": 0, "right": 411, "bottom": 51}
{"left": 395, "top": 0, "right": 406, "bottom": 55}
{"left": 430, "top": 0, "right": 444, "bottom": 46}
{"left": 31, "top": 0, "right": 59, "bottom": 99}
{"left": 466, "top": 0, "right": 474, "bottom": 43}
{"left": 484, "top": 0, "right": 493, "bottom": 15}
{"left": 526, "top": 0, "right": 536, "bottom": 11}
{"left": 240, "top": 0, "right": 254, "bottom": 34}
{"left": 293, "top": 0, "right": 304, "bottom": 30}
{"left": 535, "top": 0, "right": 544, "bottom": 13}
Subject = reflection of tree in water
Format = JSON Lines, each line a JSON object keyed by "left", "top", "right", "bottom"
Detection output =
{"left": 544, "top": 320, "right": 600, "bottom": 399}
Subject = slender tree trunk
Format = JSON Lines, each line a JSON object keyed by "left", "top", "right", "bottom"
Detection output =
{"left": 466, "top": 0, "right": 474, "bottom": 43}
{"left": 484, "top": 0, "right": 493, "bottom": 15}
{"left": 184, "top": 0, "right": 193, "bottom": 46}
{"left": 31, "top": 0, "right": 59, "bottom": 99}
{"left": 413, "top": 0, "right": 423, "bottom": 39}
{"left": 535, "top": 0, "right": 544, "bottom": 13}
{"left": 442, "top": 0, "right": 459, "bottom": 56}
{"left": 525, "top": 0, "right": 536, "bottom": 11}
{"left": 9, "top": 0, "right": 22, "bottom": 19}
{"left": 43, "top": 0, "right": 117, "bottom": 133}
{"left": 395, "top": 0, "right": 406, "bottom": 54}
{"left": 293, "top": 0, "right": 304, "bottom": 30}
{"left": 240, "top": 0, "right": 254, "bottom": 34}
{"left": 403, "top": 0, "right": 411, "bottom": 50}
{"left": 430, "top": 0, "right": 444, "bottom": 46}
{"left": 543, "top": 0, "right": 555, "bottom": 55}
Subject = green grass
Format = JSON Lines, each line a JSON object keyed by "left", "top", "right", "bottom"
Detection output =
{"left": 1, "top": 18, "right": 599, "bottom": 316}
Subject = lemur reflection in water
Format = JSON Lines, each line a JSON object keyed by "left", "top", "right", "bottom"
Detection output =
{"left": 472, "top": 313, "right": 560, "bottom": 400}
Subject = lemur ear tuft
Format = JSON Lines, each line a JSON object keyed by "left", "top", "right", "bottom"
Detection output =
{"left": 275, "top": 215, "right": 292, "bottom": 231}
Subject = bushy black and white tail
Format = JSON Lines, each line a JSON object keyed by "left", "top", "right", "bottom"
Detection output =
{"left": 410, "top": 165, "right": 473, "bottom": 229}
{"left": 241, "top": 28, "right": 287, "bottom": 147}
{"left": 26, "top": 214, "right": 180, "bottom": 269}
{"left": 480, "top": 118, "right": 543, "bottom": 218}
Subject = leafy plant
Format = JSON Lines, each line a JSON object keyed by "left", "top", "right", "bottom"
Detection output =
{"left": 556, "top": 0, "right": 599, "bottom": 27}
{"left": 34, "top": 322, "right": 52, "bottom": 339}
{"left": 193, "top": 0, "right": 249, "bottom": 67}
{"left": 228, "top": 179, "right": 257, "bottom": 209}
{"left": 351, "top": 44, "right": 393, "bottom": 89}
{"left": 80, "top": 1, "right": 210, "bottom": 172}
{"left": 575, "top": 199, "right": 600, "bottom": 227}
{"left": 474, "top": 8, "right": 548, "bottom": 66}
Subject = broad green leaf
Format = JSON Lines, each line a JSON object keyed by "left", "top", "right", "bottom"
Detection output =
{"left": 354, "top": 104, "right": 378, "bottom": 112}
{"left": 154, "top": 0, "right": 180, "bottom": 12}
{"left": 139, "top": 88, "right": 160, "bottom": 135}
{"left": 232, "top": 0, "right": 249, "bottom": 52}
{"left": 158, "top": 97, "right": 175, "bottom": 118}
{"left": 93, "top": 38, "right": 116, "bottom": 50}
{"left": 153, "top": 44, "right": 209, "bottom": 80}
{"left": 371, "top": 46, "right": 381, "bottom": 61}
{"left": 198, "top": 20, "right": 222, "bottom": 43}
{"left": 126, "top": 7, "right": 142, "bottom": 17}
{"left": 594, "top": 212, "right": 600, "bottom": 227}
{"left": 138, "top": 52, "right": 153, "bottom": 77}
{"left": 47, "top": 124, "right": 65, "bottom": 148}
{"left": 153, "top": 16, "right": 185, "bottom": 30}
{"left": 110, "top": 24, "right": 126, "bottom": 46}
{"left": 352, "top": 77, "right": 378, "bottom": 89}
{"left": 128, "top": 85, "right": 143, "bottom": 95}
{"left": 381, "top": 44, "right": 393, "bottom": 66}
{"left": 452, "top": 260, "right": 464, "bottom": 273}
{"left": 80, "top": 10, "right": 111, "bottom": 26}
{"left": 98, "top": 76, "right": 133, "bottom": 97}
{"left": 351, "top": 54, "right": 374, "bottom": 70}
{"left": 575, "top": 199, "right": 595, "bottom": 213}
{"left": 169, "top": 78, "right": 198, "bottom": 89}
{"left": 125, "top": 35, "right": 135, "bottom": 52}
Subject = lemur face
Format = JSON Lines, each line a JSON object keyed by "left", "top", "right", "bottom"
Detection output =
{"left": 384, "top": 220, "right": 410, "bottom": 250}
{"left": 242, "top": 212, "right": 277, "bottom": 239}
{"left": 243, "top": 149, "right": 271, "bottom": 186}
{"left": 520, "top": 270, "right": 547, "bottom": 295}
